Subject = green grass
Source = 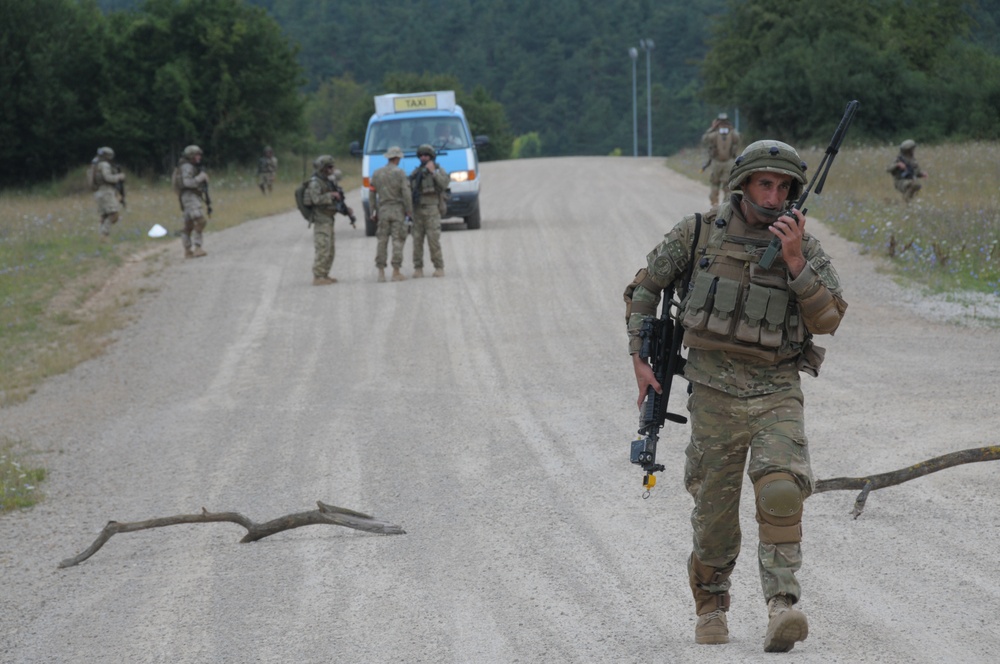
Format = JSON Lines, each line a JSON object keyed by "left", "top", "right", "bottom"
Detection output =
{"left": 666, "top": 141, "right": 1000, "bottom": 296}
{"left": 1, "top": 437, "right": 47, "bottom": 512}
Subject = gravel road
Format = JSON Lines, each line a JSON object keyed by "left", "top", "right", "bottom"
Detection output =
{"left": 2, "top": 157, "right": 999, "bottom": 663}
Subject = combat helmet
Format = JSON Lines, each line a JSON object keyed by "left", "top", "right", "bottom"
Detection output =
{"left": 728, "top": 140, "right": 808, "bottom": 200}
{"left": 183, "top": 145, "right": 203, "bottom": 159}
{"left": 384, "top": 146, "right": 404, "bottom": 160}
{"left": 313, "top": 154, "right": 335, "bottom": 171}
{"left": 417, "top": 144, "right": 436, "bottom": 159}
{"left": 900, "top": 139, "right": 916, "bottom": 152}
{"left": 97, "top": 146, "right": 115, "bottom": 160}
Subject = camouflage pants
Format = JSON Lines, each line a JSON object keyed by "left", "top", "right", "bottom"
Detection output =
{"left": 375, "top": 211, "right": 408, "bottom": 269}
{"left": 181, "top": 217, "right": 207, "bottom": 250}
{"left": 412, "top": 203, "right": 444, "bottom": 270}
{"left": 894, "top": 177, "right": 921, "bottom": 202}
{"left": 259, "top": 172, "right": 275, "bottom": 192}
{"left": 684, "top": 382, "right": 814, "bottom": 602}
{"left": 312, "top": 219, "right": 335, "bottom": 278}
{"left": 95, "top": 188, "right": 121, "bottom": 237}
{"left": 708, "top": 159, "right": 734, "bottom": 205}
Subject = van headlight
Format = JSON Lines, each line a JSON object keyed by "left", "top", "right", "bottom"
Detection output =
{"left": 450, "top": 171, "right": 473, "bottom": 183}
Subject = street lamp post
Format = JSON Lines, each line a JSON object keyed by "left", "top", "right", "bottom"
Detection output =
{"left": 629, "top": 47, "right": 638, "bottom": 157}
{"left": 640, "top": 38, "right": 654, "bottom": 157}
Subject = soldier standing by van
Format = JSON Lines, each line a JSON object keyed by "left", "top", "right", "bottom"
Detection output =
{"left": 304, "top": 155, "right": 342, "bottom": 285}
{"left": 369, "top": 146, "right": 413, "bottom": 282}
{"left": 90, "top": 147, "right": 125, "bottom": 241}
{"left": 887, "top": 139, "right": 928, "bottom": 204}
{"left": 701, "top": 113, "right": 742, "bottom": 207}
{"left": 409, "top": 144, "right": 449, "bottom": 278}
{"left": 624, "top": 140, "right": 847, "bottom": 652}
{"left": 257, "top": 146, "right": 277, "bottom": 195}
{"left": 175, "top": 145, "right": 210, "bottom": 258}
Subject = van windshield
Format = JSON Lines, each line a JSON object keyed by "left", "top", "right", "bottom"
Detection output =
{"left": 366, "top": 117, "right": 470, "bottom": 154}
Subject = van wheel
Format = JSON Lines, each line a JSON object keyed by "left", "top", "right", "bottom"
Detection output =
{"left": 465, "top": 206, "right": 481, "bottom": 230}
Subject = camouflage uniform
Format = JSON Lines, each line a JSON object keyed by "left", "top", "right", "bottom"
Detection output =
{"left": 625, "top": 140, "right": 847, "bottom": 650}
{"left": 369, "top": 147, "right": 413, "bottom": 273}
{"left": 409, "top": 144, "right": 450, "bottom": 274}
{"left": 887, "top": 140, "right": 925, "bottom": 203}
{"left": 701, "top": 114, "right": 742, "bottom": 207}
{"left": 176, "top": 145, "right": 210, "bottom": 257}
{"left": 92, "top": 148, "right": 125, "bottom": 238}
{"left": 257, "top": 147, "right": 277, "bottom": 195}
{"left": 304, "top": 155, "right": 340, "bottom": 282}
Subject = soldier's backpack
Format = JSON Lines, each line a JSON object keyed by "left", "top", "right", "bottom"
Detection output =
{"left": 294, "top": 177, "right": 314, "bottom": 223}
{"left": 171, "top": 165, "right": 183, "bottom": 194}
{"left": 86, "top": 159, "right": 99, "bottom": 191}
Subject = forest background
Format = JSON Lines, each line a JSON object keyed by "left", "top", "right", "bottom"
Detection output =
{"left": 2, "top": 0, "right": 1000, "bottom": 186}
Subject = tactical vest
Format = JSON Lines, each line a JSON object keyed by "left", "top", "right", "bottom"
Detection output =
{"left": 680, "top": 209, "right": 808, "bottom": 363}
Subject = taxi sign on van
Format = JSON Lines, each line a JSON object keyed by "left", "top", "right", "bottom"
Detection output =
{"left": 374, "top": 91, "right": 456, "bottom": 117}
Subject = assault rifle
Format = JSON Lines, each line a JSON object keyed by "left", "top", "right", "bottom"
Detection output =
{"left": 200, "top": 176, "right": 212, "bottom": 218}
{"left": 331, "top": 180, "right": 357, "bottom": 228}
{"left": 112, "top": 164, "right": 126, "bottom": 208}
{"left": 629, "top": 217, "right": 702, "bottom": 495}
{"left": 410, "top": 167, "right": 425, "bottom": 207}
{"left": 701, "top": 157, "right": 712, "bottom": 172}
{"left": 758, "top": 99, "right": 859, "bottom": 269}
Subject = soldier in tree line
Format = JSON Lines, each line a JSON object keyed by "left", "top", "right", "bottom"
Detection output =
{"left": 175, "top": 145, "right": 210, "bottom": 258}
{"left": 887, "top": 139, "right": 928, "bottom": 204}
{"left": 90, "top": 147, "right": 126, "bottom": 242}
{"left": 369, "top": 146, "right": 413, "bottom": 283}
{"left": 701, "top": 112, "right": 743, "bottom": 207}
{"left": 257, "top": 146, "right": 277, "bottom": 195}
{"left": 624, "top": 140, "right": 847, "bottom": 653}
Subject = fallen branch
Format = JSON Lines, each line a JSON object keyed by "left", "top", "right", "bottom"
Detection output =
{"left": 815, "top": 446, "right": 1000, "bottom": 518}
{"left": 59, "top": 501, "right": 405, "bottom": 568}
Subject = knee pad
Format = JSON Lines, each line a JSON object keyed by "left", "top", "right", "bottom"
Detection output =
{"left": 754, "top": 472, "right": 803, "bottom": 544}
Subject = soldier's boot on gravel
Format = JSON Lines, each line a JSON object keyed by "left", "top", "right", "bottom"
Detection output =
{"left": 312, "top": 276, "right": 336, "bottom": 286}
{"left": 377, "top": 268, "right": 386, "bottom": 282}
{"left": 184, "top": 247, "right": 194, "bottom": 259}
{"left": 763, "top": 594, "right": 808, "bottom": 653}
{"left": 690, "top": 554, "right": 735, "bottom": 645}
{"left": 392, "top": 268, "right": 406, "bottom": 282}
{"left": 432, "top": 268, "right": 444, "bottom": 277}
{"left": 412, "top": 268, "right": 423, "bottom": 278}
{"left": 191, "top": 246, "right": 207, "bottom": 258}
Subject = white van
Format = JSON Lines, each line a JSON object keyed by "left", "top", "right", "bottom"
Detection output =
{"left": 350, "top": 91, "right": 489, "bottom": 236}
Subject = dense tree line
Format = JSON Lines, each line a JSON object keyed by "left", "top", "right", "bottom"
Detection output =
{"left": 0, "top": 0, "right": 304, "bottom": 186}
{"left": 4, "top": 0, "right": 1000, "bottom": 187}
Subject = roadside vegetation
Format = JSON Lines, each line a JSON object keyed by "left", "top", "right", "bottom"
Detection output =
{"left": 667, "top": 141, "right": 1000, "bottom": 296}
{"left": 1, "top": 436, "right": 46, "bottom": 512}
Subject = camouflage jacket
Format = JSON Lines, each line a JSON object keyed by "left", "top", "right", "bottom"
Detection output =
{"left": 369, "top": 163, "right": 414, "bottom": 218}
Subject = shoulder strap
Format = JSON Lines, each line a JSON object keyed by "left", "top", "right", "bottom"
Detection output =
{"left": 680, "top": 213, "right": 704, "bottom": 299}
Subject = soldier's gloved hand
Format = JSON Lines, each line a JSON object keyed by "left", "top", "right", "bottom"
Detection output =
{"left": 195, "top": 172, "right": 209, "bottom": 184}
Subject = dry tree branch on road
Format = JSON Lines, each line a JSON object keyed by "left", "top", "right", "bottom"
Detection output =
{"left": 58, "top": 501, "right": 405, "bottom": 568}
{"left": 815, "top": 446, "right": 1000, "bottom": 518}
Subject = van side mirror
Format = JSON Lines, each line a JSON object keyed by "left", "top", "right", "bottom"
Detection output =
{"left": 474, "top": 135, "right": 490, "bottom": 148}
{"left": 349, "top": 141, "right": 362, "bottom": 157}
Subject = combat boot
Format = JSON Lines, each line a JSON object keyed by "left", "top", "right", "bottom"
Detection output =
{"left": 412, "top": 268, "right": 424, "bottom": 278}
{"left": 377, "top": 268, "right": 386, "bottom": 283}
{"left": 312, "top": 276, "right": 336, "bottom": 286}
{"left": 391, "top": 268, "right": 406, "bottom": 282}
{"left": 763, "top": 594, "right": 808, "bottom": 653}
{"left": 191, "top": 247, "right": 207, "bottom": 258}
{"left": 432, "top": 268, "right": 444, "bottom": 278}
{"left": 695, "top": 610, "right": 729, "bottom": 645}
{"left": 184, "top": 247, "right": 194, "bottom": 259}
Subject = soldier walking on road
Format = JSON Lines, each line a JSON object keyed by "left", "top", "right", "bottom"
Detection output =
{"left": 304, "top": 155, "right": 343, "bottom": 285}
{"left": 701, "top": 113, "right": 742, "bottom": 207}
{"left": 369, "top": 146, "right": 413, "bottom": 283}
{"left": 174, "top": 145, "right": 210, "bottom": 258}
{"left": 409, "top": 144, "right": 449, "bottom": 278}
{"left": 887, "top": 139, "right": 928, "bottom": 204}
{"left": 624, "top": 140, "right": 847, "bottom": 653}
{"left": 90, "top": 147, "right": 125, "bottom": 241}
